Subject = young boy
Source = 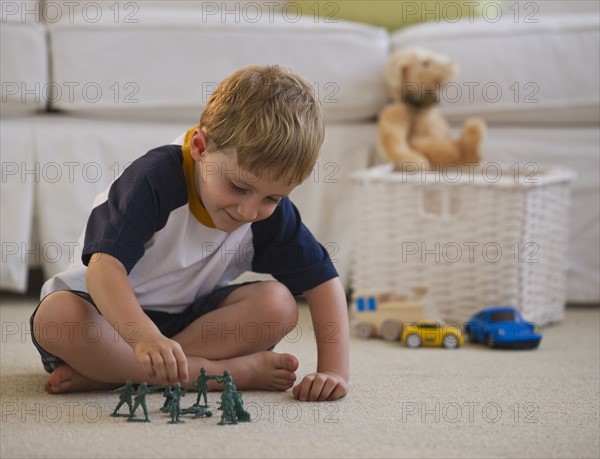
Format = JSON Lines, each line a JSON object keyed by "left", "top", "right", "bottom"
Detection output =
{"left": 31, "top": 65, "right": 349, "bottom": 402}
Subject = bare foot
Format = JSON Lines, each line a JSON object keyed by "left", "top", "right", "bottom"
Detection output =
{"left": 44, "top": 365, "right": 119, "bottom": 394}
{"left": 194, "top": 351, "right": 299, "bottom": 392}
{"left": 45, "top": 352, "right": 298, "bottom": 394}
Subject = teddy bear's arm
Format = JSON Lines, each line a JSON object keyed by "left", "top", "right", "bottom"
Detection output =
{"left": 378, "top": 104, "right": 430, "bottom": 169}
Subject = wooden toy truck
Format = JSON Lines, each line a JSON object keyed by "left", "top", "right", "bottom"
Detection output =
{"left": 352, "top": 287, "right": 426, "bottom": 341}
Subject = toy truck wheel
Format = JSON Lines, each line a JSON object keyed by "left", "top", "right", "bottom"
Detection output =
{"left": 380, "top": 320, "right": 402, "bottom": 341}
{"left": 442, "top": 334, "right": 459, "bottom": 349}
{"left": 485, "top": 334, "right": 496, "bottom": 348}
{"left": 405, "top": 333, "right": 421, "bottom": 348}
{"left": 355, "top": 322, "right": 374, "bottom": 339}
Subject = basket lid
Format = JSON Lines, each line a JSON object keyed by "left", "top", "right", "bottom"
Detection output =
{"left": 350, "top": 163, "right": 576, "bottom": 188}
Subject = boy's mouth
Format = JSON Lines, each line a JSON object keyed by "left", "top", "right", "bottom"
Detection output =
{"left": 224, "top": 209, "right": 243, "bottom": 223}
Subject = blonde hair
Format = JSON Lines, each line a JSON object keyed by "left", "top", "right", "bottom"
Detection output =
{"left": 200, "top": 65, "right": 324, "bottom": 183}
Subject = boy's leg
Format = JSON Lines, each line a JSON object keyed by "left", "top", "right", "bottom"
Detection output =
{"left": 32, "top": 291, "right": 162, "bottom": 390}
{"left": 172, "top": 281, "right": 299, "bottom": 359}
{"left": 171, "top": 281, "right": 300, "bottom": 390}
{"left": 33, "top": 284, "right": 299, "bottom": 392}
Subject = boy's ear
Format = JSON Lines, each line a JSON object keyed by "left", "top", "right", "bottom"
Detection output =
{"left": 189, "top": 128, "right": 208, "bottom": 161}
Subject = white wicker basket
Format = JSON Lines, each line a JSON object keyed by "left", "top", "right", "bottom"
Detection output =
{"left": 350, "top": 163, "right": 575, "bottom": 326}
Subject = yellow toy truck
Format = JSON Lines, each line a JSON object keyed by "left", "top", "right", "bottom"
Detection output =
{"left": 352, "top": 287, "right": 426, "bottom": 341}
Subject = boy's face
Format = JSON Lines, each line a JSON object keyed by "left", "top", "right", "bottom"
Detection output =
{"left": 190, "top": 129, "right": 297, "bottom": 232}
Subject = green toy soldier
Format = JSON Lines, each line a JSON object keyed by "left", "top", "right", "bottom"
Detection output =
{"left": 160, "top": 386, "right": 174, "bottom": 413}
{"left": 219, "top": 370, "right": 232, "bottom": 384}
{"left": 168, "top": 383, "right": 186, "bottom": 424}
{"left": 218, "top": 373, "right": 238, "bottom": 425}
{"left": 195, "top": 367, "right": 217, "bottom": 408}
{"left": 127, "top": 382, "right": 156, "bottom": 423}
{"left": 181, "top": 368, "right": 216, "bottom": 418}
{"left": 110, "top": 380, "right": 135, "bottom": 418}
{"left": 231, "top": 383, "right": 251, "bottom": 422}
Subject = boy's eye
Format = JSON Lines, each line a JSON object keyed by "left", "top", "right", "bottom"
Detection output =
{"left": 230, "top": 181, "right": 283, "bottom": 204}
{"left": 229, "top": 182, "right": 248, "bottom": 194}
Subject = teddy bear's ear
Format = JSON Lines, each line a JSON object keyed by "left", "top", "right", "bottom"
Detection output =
{"left": 385, "top": 49, "right": 416, "bottom": 94}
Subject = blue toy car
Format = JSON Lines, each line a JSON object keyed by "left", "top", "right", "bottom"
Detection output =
{"left": 465, "top": 306, "right": 542, "bottom": 349}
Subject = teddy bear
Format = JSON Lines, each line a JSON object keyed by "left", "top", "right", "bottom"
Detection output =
{"left": 378, "top": 47, "right": 486, "bottom": 170}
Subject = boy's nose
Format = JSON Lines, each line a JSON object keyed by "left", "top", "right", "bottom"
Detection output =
{"left": 237, "top": 203, "right": 259, "bottom": 222}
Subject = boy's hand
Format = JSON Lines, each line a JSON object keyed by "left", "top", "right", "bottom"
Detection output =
{"left": 133, "top": 333, "right": 189, "bottom": 386}
{"left": 292, "top": 371, "right": 348, "bottom": 402}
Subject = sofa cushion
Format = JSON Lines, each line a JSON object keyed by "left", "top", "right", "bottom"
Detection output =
{"left": 1, "top": 8, "right": 48, "bottom": 116}
{"left": 391, "top": 14, "right": 600, "bottom": 125}
{"left": 46, "top": 5, "right": 389, "bottom": 122}
{"left": 0, "top": 117, "right": 36, "bottom": 292}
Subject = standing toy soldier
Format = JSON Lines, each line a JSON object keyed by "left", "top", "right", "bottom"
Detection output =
{"left": 168, "top": 383, "right": 186, "bottom": 424}
{"left": 181, "top": 367, "right": 215, "bottom": 418}
{"left": 215, "top": 370, "right": 232, "bottom": 386}
{"left": 110, "top": 380, "right": 135, "bottom": 418}
{"left": 218, "top": 372, "right": 239, "bottom": 425}
{"left": 195, "top": 367, "right": 217, "bottom": 408}
{"left": 231, "top": 383, "right": 251, "bottom": 422}
{"left": 161, "top": 386, "right": 174, "bottom": 413}
{"left": 127, "top": 382, "right": 157, "bottom": 422}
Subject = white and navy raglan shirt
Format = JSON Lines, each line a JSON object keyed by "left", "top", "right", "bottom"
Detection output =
{"left": 40, "top": 141, "right": 338, "bottom": 313}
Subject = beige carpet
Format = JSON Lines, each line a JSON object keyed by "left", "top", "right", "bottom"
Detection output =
{"left": 1, "top": 296, "right": 599, "bottom": 459}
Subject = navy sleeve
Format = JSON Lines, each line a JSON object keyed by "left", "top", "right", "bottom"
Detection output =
{"left": 251, "top": 198, "right": 338, "bottom": 295}
{"left": 82, "top": 145, "right": 187, "bottom": 273}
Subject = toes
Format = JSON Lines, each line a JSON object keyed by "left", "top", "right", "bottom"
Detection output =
{"left": 272, "top": 368, "right": 296, "bottom": 382}
{"left": 279, "top": 353, "right": 298, "bottom": 372}
{"left": 45, "top": 379, "right": 64, "bottom": 394}
{"left": 44, "top": 365, "right": 74, "bottom": 394}
{"left": 44, "top": 380, "right": 53, "bottom": 394}
{"left": 258, "top": 353, "right": 296, "bottom": 391}
{"left": 50, "top": 367, "right": 69, "bottom": 384}
{"left": 273, "top": 377, "right": 294, "bottom": 390}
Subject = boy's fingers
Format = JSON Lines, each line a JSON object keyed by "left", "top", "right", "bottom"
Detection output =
{"left": 297, "top": 376, "right": 315, "bottom": 401}
{"left": 327, "top": 381, "right": 348, "bottom": 401}
{"left": 174, "top": 348, "right": 189, "bottom": 384}
{"left": 317, "top": 378, "right": 338, "bottom": 401}
{"left": 308, "top": 374, "right": 328, "bottom": 401}
{"left": 138, "top": 353, "right": 154, "bottom": 379}
{"left": 162, "top": 352, "right": 179, "bottom": 385}
{"left": 150, "top": 352, "right": 167, "bottom": 383}
{"left": 294, "top": 374, "right": 348, "bottom": 402}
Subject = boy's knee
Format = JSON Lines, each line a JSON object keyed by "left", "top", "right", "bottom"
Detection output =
{"left": 260, "top": 281, "right": 298, "bottom": 326}
{"left": 32, "top": 292, "right": 90, "bottom": 349}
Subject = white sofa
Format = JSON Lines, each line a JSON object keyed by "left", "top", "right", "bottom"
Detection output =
{"left": 2, "top": 0, "right": 599, "bottom": 304}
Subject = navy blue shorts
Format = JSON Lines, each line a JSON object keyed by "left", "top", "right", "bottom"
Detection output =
{"left": 30, "top": 283, "right": 251, "bottom": 373}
